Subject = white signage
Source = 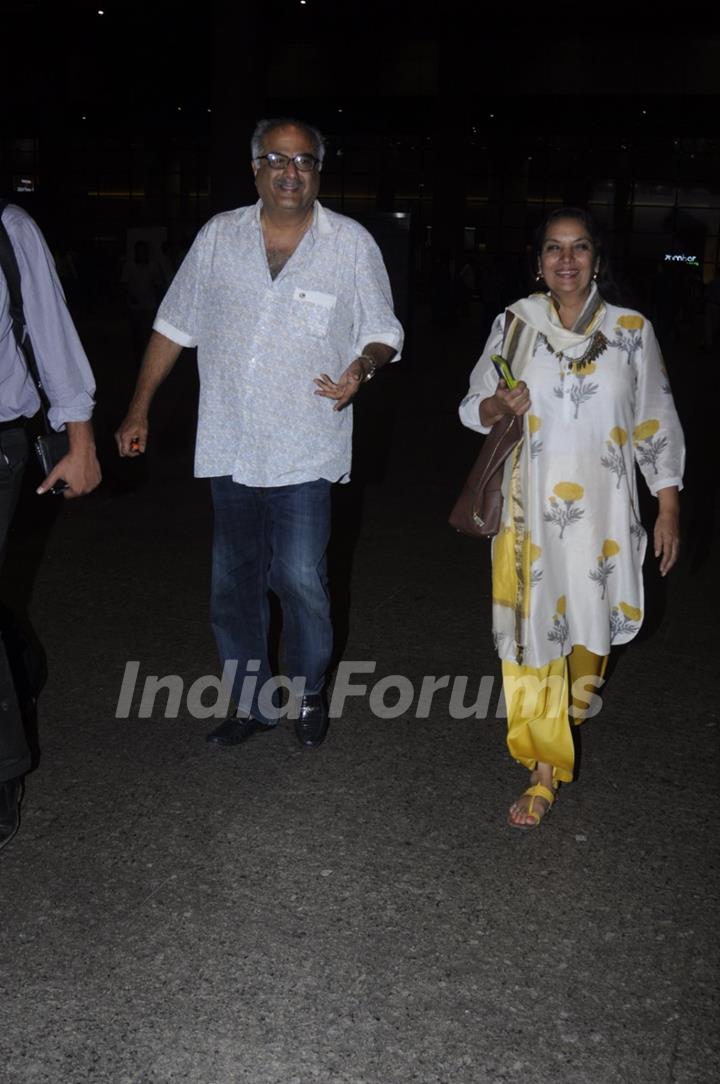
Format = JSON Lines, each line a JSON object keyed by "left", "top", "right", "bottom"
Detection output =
{"left": 664, "top": 253, "right": 699, "bottom": 267}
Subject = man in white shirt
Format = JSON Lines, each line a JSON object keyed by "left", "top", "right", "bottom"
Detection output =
{"left": 116, "top": 117, "right": 403, "bottom": 748}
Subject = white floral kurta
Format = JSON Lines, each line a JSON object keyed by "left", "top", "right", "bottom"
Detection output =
{"left": 459, "top": 293, "right": 685, "bottom": 667}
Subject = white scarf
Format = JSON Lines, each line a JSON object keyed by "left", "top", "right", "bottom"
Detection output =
{"left": 503, "top": 283, "right": 606, "bottom": 380}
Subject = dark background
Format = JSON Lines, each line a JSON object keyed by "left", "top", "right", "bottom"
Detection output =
{"left": 2, "top": 0, "right": 720, "bottom": 317}
{"left": 1, "top": 1, "right": 717, "bottom": 568}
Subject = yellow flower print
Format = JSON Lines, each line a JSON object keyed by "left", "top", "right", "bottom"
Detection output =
{"left": 601, "top": 429, "right": 628, "bottom": 488}
{"left": 610, "top": 600, "right": 643, "bottom": 641}
{"left": 553, "top": 482, "right": 584, "bottom": 503}
{"left": 617, "top": 315, "right": 644, "bottom": 330}
{"left": 611, "top": 317, "right": 644, "bottom": 365}
{"left": 564, "top": 362, "right": 599, "bottom": 418}
{"left": 548, "top": 595, "right": 569, "bottom": 652}
{"left": 529, "top": 415, "right": 543, "bottom": 459}
{"left": 633, "top": 419, "right": 668, "bottom": 476}
{"left": 546, "top": 482, "right": 585, "bottom": 538}
{"left": 633, "top": 419, "right": 660, "bottom": 443}
{"left": 590, "top": 540, "right": 620, "bottom": 598}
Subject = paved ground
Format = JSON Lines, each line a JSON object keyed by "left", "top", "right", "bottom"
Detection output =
{"left": 1, "top": 304, "right": 718, "bottom": 1083}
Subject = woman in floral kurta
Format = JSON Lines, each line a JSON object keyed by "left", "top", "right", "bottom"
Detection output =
{"left": 459, "top": 208, "right": 685, "bottom": 829}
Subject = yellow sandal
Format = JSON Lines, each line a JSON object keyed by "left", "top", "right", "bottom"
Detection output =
{"left": 507, "top": 782, "right": 556, "bottom": 831}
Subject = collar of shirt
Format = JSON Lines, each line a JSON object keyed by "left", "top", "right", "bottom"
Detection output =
{"left": 252, "top": 199, "right": 335, "bottom": 240}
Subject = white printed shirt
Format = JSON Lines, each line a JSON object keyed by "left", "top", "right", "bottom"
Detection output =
{"left": 154, "top": 201, "right": 403, "bottom": 486}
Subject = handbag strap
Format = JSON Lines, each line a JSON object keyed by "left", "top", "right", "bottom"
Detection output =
{"left": 502, "top": 309, "right": 523, "bottom": 367}
{"left": 0, "top": 200, "right": 52, "bottom": 431}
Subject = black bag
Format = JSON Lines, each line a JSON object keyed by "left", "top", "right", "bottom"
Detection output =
{"left": 0, "top": 201, "right": 69, "bottom": 490}
{"left": 34, "top": 430, "right": 70, "bottom": 480}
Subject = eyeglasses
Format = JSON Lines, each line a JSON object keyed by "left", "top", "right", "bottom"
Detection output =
{"left": 255, "top": 152, "right": 321, "bottom": 173}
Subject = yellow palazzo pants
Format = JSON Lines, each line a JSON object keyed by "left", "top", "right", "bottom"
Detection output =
{"left": 501, "top": 646, "right": 608, "bottom": 784}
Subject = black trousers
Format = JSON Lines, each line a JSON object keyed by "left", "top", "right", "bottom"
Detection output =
{"left": 0, "top": 427, "right": 32, "bottom": 783}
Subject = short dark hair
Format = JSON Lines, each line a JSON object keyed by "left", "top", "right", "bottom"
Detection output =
{"left": 532, "top": 206, "right": 618, "bottom": 301}
{"left": 250, "top": 117, "right": 325, "bottom": 165}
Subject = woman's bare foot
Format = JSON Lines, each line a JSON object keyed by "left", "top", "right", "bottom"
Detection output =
{"left": 507, "top": 763, "right": 557, "bottom": 829}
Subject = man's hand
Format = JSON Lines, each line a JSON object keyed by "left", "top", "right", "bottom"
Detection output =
{"left": 313, "top": 357, "right": 368, "bottom": 412}
{"left": 115, "top": 411, "right": 149, "bottom": 457}
{"left": 114, "top": 331, "right": 184, "bottom": 454}
{"left": 36, "top": 420, "right": 101, "bottom": 499}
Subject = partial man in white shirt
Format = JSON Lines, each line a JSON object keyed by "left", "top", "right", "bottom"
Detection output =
{"left": 116, "top": 117, "right": 403, "bottom": 749}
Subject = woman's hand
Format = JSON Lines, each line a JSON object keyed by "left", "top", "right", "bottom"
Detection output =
{"left": 654, "top": 486, "right": 680, "bottom": 576}
{"left": 479, "top": 380, "right": 531, "bottom": 427}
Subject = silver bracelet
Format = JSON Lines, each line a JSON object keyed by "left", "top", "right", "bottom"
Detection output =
{"left": 358, "top": 353, "right": 377, "bottom": 382}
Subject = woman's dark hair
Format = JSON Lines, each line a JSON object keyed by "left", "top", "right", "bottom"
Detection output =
{"left": 531, "top": 206, "right": 620, "bottom": 303}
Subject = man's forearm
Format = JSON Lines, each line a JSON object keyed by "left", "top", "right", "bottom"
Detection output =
{"left": 129, "top": 331, "right": 184, "bottom": 415}
{"left": 358, "top": 342, "right": 396, "bottom": 379}
{"left": 65, "top": 418, "right": 96, "bottom": 452}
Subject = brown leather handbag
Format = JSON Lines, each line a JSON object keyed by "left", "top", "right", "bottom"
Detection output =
{"left": 449, "top": 311, "right": 524, "bottom": 539}
{"left": 449, "top": 412, "right": 523, "bottom": 538}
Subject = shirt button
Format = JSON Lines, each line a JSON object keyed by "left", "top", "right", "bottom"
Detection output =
{"left": 299, "top": 291, "right": 306, "bottom": 298}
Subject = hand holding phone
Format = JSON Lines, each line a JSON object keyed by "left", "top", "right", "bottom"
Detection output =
{"left": 491, "top": 354, "right": 518, "bottom": 389}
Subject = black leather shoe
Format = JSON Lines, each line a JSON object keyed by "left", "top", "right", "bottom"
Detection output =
{"left": 0, "top": 777, "right": 22, "bottom": 853}
{"left": 294, "top": 694, "right": 329, "bottom": 748}
{"left": 206, "top": 716, "right": 274, "bottom": 747}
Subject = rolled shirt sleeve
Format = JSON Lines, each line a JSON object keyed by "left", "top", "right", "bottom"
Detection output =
{"left": 153, "top": 225, "right": 208, "bottom": 347}
{"left": 10, "top": 208, "right": 95, "bottom": 429}
{"left": 351, "top": 229, "right": 403, "bottom": 359}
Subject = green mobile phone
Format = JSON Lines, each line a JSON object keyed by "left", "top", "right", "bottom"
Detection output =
{"left": 491, "top": 354, "right": 518, "bottom": 389}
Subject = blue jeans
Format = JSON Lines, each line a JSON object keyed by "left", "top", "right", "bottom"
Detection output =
{"left": 210, "top": 477, "right": 333, "bottom": 725}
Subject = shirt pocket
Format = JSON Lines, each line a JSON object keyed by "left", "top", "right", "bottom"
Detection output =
{"left": 292, "top": 288, "right": 336, "bottom": 338}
